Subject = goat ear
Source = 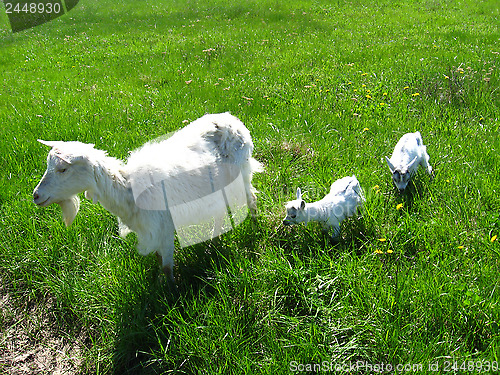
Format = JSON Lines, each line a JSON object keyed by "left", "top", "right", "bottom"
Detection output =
{"left": 385, "top": 156, "right": 395, "bottom": 173}
{"left": 296, "top": 187, "right": 302, "bottom": 200}
{"left": 407, "top": 156, "right": 418, "bottom": 170}
{"left": 300, "top": 200, "right": 306, "bottom": 210}
{"left": 38, "top": 140, "right": 72, "bottom": 163}
{"left": 54, "top": 151, "right": 74, "bottom": 164}
{"left": 38, "top": 139, "right": 65, "bottom": 148}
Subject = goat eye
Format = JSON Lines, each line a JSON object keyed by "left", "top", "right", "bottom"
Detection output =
{"left": 290, "top": 214, "right": 296, "bottom": 218}
{"left": 58, "top": 168, "right": 67, "bottom": 173}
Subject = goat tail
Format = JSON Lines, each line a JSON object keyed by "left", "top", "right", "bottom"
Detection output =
{"left": 206, "top": 112, "right": 255, "bottom": 166}
{"left": 250, "top": 157, "right": 264, "bottom": 173}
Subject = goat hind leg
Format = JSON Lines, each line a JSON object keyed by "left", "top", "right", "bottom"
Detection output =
{"left": 421, "top": 147, "right": 433, "bottom": 175}
{"left": 156, "top": 243, "right": 176, "bottom": 283}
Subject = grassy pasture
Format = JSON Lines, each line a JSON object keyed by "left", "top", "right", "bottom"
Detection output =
{"left": 0, "top": 0, "right": 499, "bottom": 373}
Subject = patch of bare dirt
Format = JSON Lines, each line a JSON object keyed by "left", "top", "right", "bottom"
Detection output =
{"left": 0, "top": 283, "right": 86, "bottom": 374}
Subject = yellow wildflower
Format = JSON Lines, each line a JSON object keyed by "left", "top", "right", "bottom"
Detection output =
{"left": 458, "top": 246, "right": 464, "bottom": 249}
{"left": 363, "top": 127, "right": 369, "bottom": 132}
{"left": 374, "top": 249, "right": 384, "bottom": 254}
{"left": 492, "top": 235, "right": 498, "bottom": 242}
{"left": 396, "top": 203, "right": 404, "bottom": 210}
{"left": 412, "top": 92, "right": 420, "bottom": 97}
{"left": 378, "top": 238, "right": 386, "bottom": 242}
{"left": 387, "top": 249, "right": 393, "bottom": 254}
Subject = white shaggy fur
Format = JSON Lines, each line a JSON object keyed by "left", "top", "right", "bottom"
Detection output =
{"left": 33, "top": 112, "right": 262, "bottom": 282}
{"left": 385, "top": 131, "right": 432, "bottom": 192}
{"left": 283, "top": 175, "right": 364, "bottom": 239}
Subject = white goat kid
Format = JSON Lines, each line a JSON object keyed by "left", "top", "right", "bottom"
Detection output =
{"left": 33, "top": 112, "right": 262, "bottom": 282}
{"left": 385, "top": 131, "right": 432, "bottom": 192}
{"left": 283, "top": 175, "right": 364, "bottom": 239}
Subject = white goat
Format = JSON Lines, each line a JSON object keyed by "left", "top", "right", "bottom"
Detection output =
{"left": 385, "top": 131, "right": 432, "bottom": 192}
{"left": 283, "top": 175, "right": 364, "bottom": 239}
{"left": 33, "top": 112, "right": 262, "bottom": 282}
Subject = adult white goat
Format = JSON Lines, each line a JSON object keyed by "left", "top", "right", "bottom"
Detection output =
{"left": 33, "top": 112, "right": 262, "bottom": 282}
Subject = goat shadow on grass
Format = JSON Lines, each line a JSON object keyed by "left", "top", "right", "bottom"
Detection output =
{"left": 278, "top": 213, "right": 373, "bottom": 262}
{"left": 340, "top": 215, "right": 377, "bottom": 256}
{"left": 111, "top": 216, "right": 263, "bottom": 374}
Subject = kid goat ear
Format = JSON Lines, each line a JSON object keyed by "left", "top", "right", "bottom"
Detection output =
{"left": 385, "top": 156, "right": 395, "bottom": 172}
{"left": 407, "top": 156, "right": 418, "bottom": 169}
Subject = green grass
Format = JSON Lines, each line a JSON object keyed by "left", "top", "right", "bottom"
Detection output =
{"left": 1, "top": 0, "right": 499, "bottom": 373}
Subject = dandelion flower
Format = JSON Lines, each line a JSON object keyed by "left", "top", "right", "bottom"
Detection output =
{"left": 362, "top": 84, "right": 366, "bottom": 88}
{"left": 372, "top": 185, "right": 380, "bottom": 190}
{"left": 492, "top": 235, "right": 498, "bottom": 242}
{"left": 378, "top": 238, "right": 386, "bottom": 242}
{"left": 363, "top": 127, "right": 369, "bottom": 132}
{"left": 361, "top": 72, "right": 369, "bottom": 76}
{"left": 458, "top": 246, "right": 464, "bottom": 249}
{"left": 380, "top": 103, "right": 385, "bottom": 106}
{"left": 444, "top": 75, "right": 449, "bottom": 79}
{"left": 374, "top": 249, "right": 384, "bottom": 254}
{"left": 412, "top": 92, "right": 420, "bottom": 97}
{"left": 396, "top": 203, "right": 404, "bottom": 210}
{"left": 387, "top": 249, "right": 393, "bottom": 254}
{"left": 366, "top": 95, "right": 372, "bottom": 99}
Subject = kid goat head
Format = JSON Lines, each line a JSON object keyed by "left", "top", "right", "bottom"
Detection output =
{"left": 385, "top": 131, "right": 432, "bottom": 192}
{"left": 283, "top": 187, "right": 307, "bottom": 226}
